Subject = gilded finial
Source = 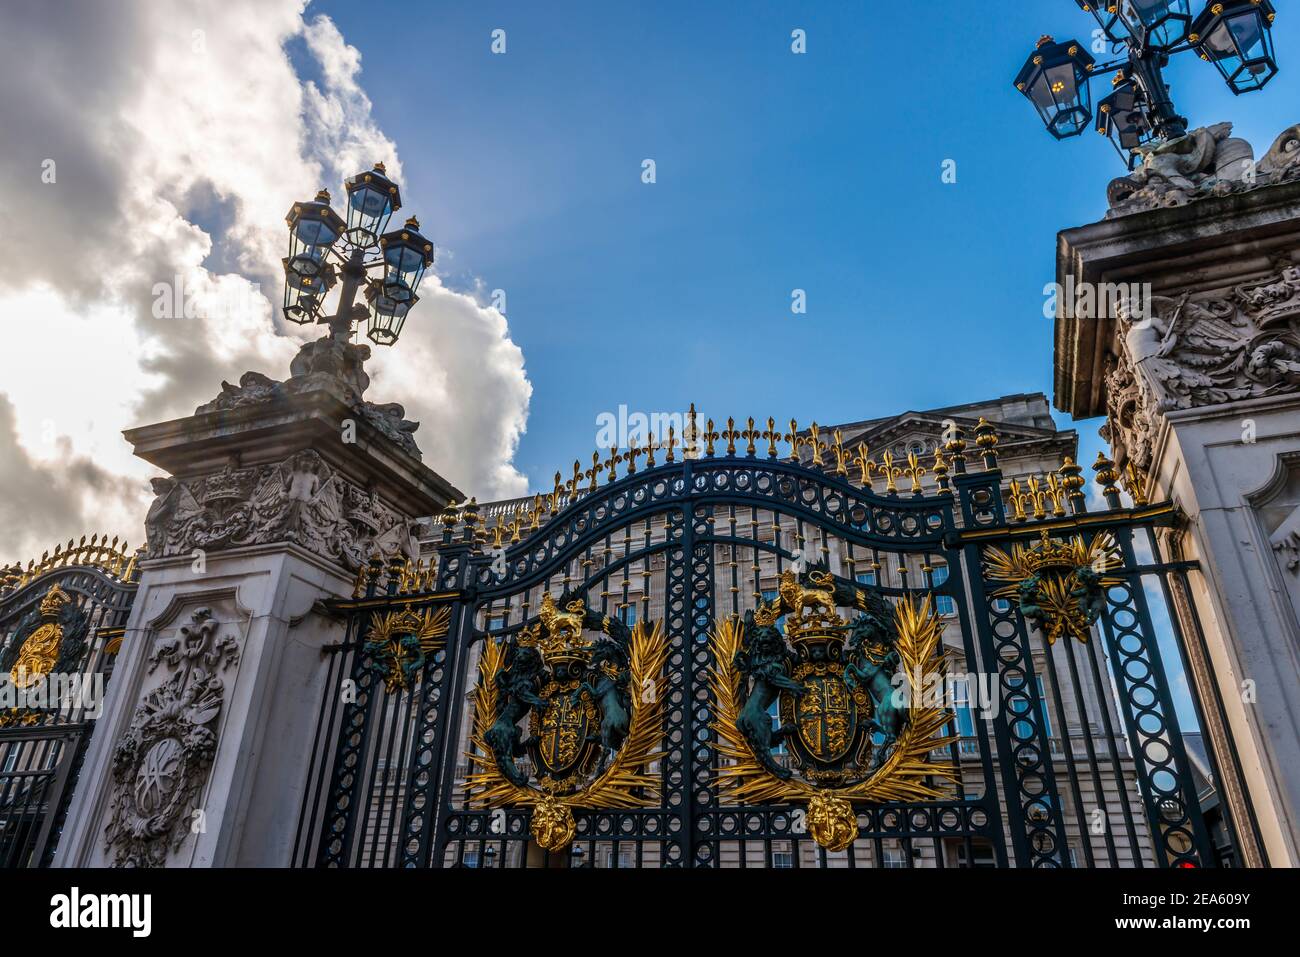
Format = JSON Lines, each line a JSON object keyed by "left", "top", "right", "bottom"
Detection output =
{"left": 761, "top": 417, "right": 780, "bottom": 458}
{"left": 903, "top": 450, "right": 927, "bottom": 495}
{"left": 944, "top": 423, "right": 968, "bottom": 474}
{"left": 1093, "top": 450, "right": 1121, "bottom": 509}
{"left": 931, "top": 448, "right": 951, "bottom": 495}
{"left": 807, "top": 422, "right": 828, "bottom": 467}
{"left": 721, "top": 417, "right": 738, "bottom": 456}
{"left": 784, "top": 419, "right": 802, "bottom": 463}
{"left": 880, "top": 451, "right": 902, "bottom": 495}
{"left": 703, "top": 419, "right": 720, "bottom": 457}
{"left": 832, "top": 429, "right": 848, "bottom": 477}
{"left": 851, "top": 442, "right": 877, "bottom": 489}
{"left": 586, "top": 452, "right": 604, "bottom": 492}
{"left": 741, "top": 417, "right": 759, "bottom": 457}
{"left": 1123, "top": 461, "right": 1150, "bottom": 507}
{"left": 974, "top": 418, "right": 999, "bottom": 470}
{"left": 1058, "top": 456, "right": 1087, "bottom": 514}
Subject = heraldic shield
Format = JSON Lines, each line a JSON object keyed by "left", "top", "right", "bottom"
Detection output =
{"left": 465, "top": 590, "right": 667, "bottom": 852}
{"left": 710, "top": 565, "right": 957, "bottom": 853}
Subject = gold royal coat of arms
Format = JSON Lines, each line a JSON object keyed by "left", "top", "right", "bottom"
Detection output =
{"left": 710, "top": 565, "right": 956, "bottom": 852}
{"left": 465, "top": 590, "right": 667, "bottom": 851}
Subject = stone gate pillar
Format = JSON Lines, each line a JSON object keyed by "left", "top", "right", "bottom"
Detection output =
{"left": 1054, "top": 121, "right": 1300, "bottom": 866}
{"left": 53, "top": 333, "right": 461, "bottom": 867}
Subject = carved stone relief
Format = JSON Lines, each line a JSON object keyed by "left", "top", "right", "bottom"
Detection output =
{"left": 1101, "top": 255, "right": 1300, "bottom": 479}
{"left": 143, "top": 449, "right": 423, "bottom": 571}
{"left": 103, "top": 607, "right": 241, "bottom": 867}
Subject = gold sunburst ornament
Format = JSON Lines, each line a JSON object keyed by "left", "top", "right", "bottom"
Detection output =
{"left": 465, "top": 617, "right": 668, "bottom": 851}
{"left": 708, "top": 591, "right": 957, "bottom": 853}
{"left": 983, "top": 531, "right": 1122, "bottom": 644}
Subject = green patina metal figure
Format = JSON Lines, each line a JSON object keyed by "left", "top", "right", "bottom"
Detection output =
{"left": 843, "top": 592, "right": 906, "bottom": 769}
{"left": 733, "top": 609, "right": 806, "bottom": 780}
{"left": 571, "top": 639, "right": 632, "bottom": 754}
{"left": 485, "top": 643, "right": 547, "bottom": 787}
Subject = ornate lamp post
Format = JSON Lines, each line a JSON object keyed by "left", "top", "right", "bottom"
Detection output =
{"left": 1015, "top": 2, "right": 1280, "bottom": 167}
{"left": 282, "top": 162, "right": 435, "bottom": 346}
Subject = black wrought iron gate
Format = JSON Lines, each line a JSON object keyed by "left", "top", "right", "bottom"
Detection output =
{"left": 0, "top": 539, "right": 138, "bottom": 867}
{"left": 295, "top": 417, "right": 1251, "bottom": 868}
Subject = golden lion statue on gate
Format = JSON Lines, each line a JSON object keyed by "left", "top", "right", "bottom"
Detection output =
{"left": 538, "top": 592, "right": 585, "bottom": 646}
{"left": 777, "top": 568, "right": 837, "bottom": 622}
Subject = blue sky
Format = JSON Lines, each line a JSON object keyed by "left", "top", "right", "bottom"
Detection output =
{"left": 309, "top": 0, "right": 1299, "bottom": 489}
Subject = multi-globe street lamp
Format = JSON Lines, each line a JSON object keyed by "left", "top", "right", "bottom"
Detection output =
{"left": 1015, "top": 1, "right": 1279, "bottom": 167}
{"left": 282, "top": 162, "right": 435, "bottom": 345}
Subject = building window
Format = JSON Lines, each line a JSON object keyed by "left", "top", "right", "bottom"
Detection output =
{"left": 620, "top": 603, "right": 638, "bottom": 627}
{"left": 952, "top": 676, "right": 976, "bottom": 739}
{"left": 771, "top": 841, "right": 793, "bottom": 869}
{"left": 1007, "top": 674, "right": 1052, "bottom": 741}
{"left": 604, "top": 845, "right": 634, "bottom": 868}
{"left": 930, "top": 563, "right": 955, "bottom": 616}
{"left": 882, "top": 846, "right": 908, "bottom": 869}
{"left": 486, "top": 615, "right": 507, "bottom": 632}
{"left": 991, "top": 597, "right": 1012, "bottom": 613}
{"left": 952, "top": 839, "right": 997, "bottom": 868}
{"left": 855, "top": 570, "right": 877, "bottom": 587}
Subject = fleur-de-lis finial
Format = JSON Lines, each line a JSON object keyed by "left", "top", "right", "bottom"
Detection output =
{"left": 585, "top": 452, "right": 604, "bottom": 492}
{"left": 723, "top": 416, "right": 739, "bottom": 456}
{"left": 684, "top": 403, "right": 700, "bottom": 460}
{"left": 880, "top": 450, "right": 902, "bottom": 495}
{"left": 903, "top": 450, "right": 927, "bottom": 494}
{"left": 550, "top": 472, "right": 564, "bottom": 515}
{"left": 832, "top": 429, "right": 849, "bottom": 477}
{"left": 807, "top": 422, "right": 828, "bottom": 467}
{"left": 761, "top": 417, "right": 780, "bottom": 458}
{"left": 1123, "top": 461, "right": 1150, "bottom": 507}
{"left": 1043, "top": 472, "right": 1067, "bottom": 517}
{"left": 784, "top": 419, "right": 803, "bottom": 463}
{"left": 1026, "top": 475, "right": 1048, "bottom": 520}
{"left": 741, "top": 417, "right": 760, "bottom": 457}
{"left": 851, "top": 442, "right": 877, "bottom": 489}
{"left": 703, "top": 418, "right": 721, "bottom": 457}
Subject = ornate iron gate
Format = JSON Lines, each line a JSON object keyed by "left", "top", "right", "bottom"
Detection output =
{"left": 295, "top": 414, "right": 1252, "bottom": 868}
{"left": 0, "top": 538, "right": 139, "bottom": 867}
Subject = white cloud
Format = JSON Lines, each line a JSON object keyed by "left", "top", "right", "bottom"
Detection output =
{"left": 0, "top": 0, "right": 531, "bottom": 565}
